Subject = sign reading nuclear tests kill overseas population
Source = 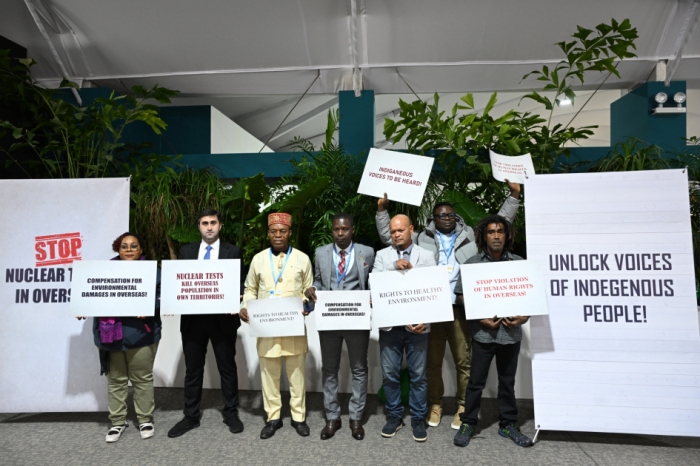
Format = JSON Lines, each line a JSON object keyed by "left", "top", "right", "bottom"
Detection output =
{"left": 160, "top": 260, "right": 240, "bottom": 314}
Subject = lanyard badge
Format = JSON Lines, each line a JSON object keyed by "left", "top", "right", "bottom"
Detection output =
{"left": 333, "top": 243, "right": 354, "bottom": 286}
{"left": 438, "top": 231, "right": 456, "bottom": 265}
{"left": 269, "top": 246, "right": 292, "bottom": 292}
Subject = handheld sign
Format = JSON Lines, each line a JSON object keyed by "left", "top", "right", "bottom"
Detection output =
{"left": 489, "top": 150, "right": 536, "bottom": 184}
{"left": 69, "top": 260, "right": 158, "bottom": 317}
{"left": 369, "top": 265, "right": 453, "bottom": 328}
{"left": 315, "top": 290, "right": 371, "bottom": 331}
{"left": 459, "top": 260, "right": 549, "bottom": 320}
{"left": 247, "top": 297, "right": 306, "bottom": 337}
{"left": 357, "top": 148, "right": 435, "bottom": 206}
{"left": 160, "top": 260, "right": 240, "bottom": 315}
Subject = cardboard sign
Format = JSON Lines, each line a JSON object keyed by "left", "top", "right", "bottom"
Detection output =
{"left": 369, "top": 265, "right": 453, "bottom": 328}
{"left": 314, "top": 290, "right": 371, "bottom": 331}
{"left": 247, "top": 297, "right": 306, "bottom": 337}
{"left": 69, "top": 260, "right": 158, "bottom": 317}
{"left": 357, "top": 147, "right": 435, "bottom": 206}
{"left": 489, "top": 150, "right": 536, "bottom": 184}
{"left": 160, "top": 259, "right": 240, "bottom": 314}
{"left": 459, "top": 259, "right": 549, "bottom": 319}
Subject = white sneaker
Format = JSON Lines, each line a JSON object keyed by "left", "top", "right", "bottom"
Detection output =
{"left": 452, "top": 406, "right": 465, "bottom": 430}
{"left": 139, "top": 422, "right": 155, "bottom": 439}
{"left": 106, "top": 422, "right": 128, "bottom": 443}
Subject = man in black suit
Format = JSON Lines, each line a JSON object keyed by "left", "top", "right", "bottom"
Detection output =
{"left": 168, "top": 209, "right": 245, "bottom": 438}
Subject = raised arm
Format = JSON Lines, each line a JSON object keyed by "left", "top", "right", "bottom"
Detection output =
{"left": 497, "top": 180, "right": 521, "bottom": 224}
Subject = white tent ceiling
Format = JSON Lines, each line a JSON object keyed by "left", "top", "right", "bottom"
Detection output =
{"left": 3, "top": 0, "right": 700, "bottom": 151}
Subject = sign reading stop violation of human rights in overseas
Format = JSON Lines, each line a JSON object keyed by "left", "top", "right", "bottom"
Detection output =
{"left": 369, "top": 265, "right": 453, "bottom": 328}
{"left": 357, "top": 148, "right": 435, "bottom": 206}
{"left": 247, "top": 297, "right": 306, "bottom": 337}
{"left": 160, "top": 260, "right": 240, "bottom": 314}
{"left": 459, "top": 260, "right": 549, "bottom": 320}
{"left": 314, "top": 290, "right": 372, "bottom": 331}
{"left": 489, "top": 150, "right": 536, "bottom": 184}
{"left": 69, "top": 260, "right": 158, "bottom": 317}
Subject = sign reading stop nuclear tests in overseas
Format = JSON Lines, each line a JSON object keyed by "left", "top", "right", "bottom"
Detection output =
{"left": 160, "top": 260, "right": 241, "bottom": 314}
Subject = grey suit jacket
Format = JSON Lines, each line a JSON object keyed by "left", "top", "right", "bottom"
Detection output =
{"left": 312, "top": 242, "right": 375, "bottom": 291}
{"left": 371, "top": 243, "right": 438, "bottom": 333}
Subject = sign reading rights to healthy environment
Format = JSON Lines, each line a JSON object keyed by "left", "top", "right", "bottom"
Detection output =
{"left": 369, "top": 265, "right": 453, "bottom": 328}
{"left": 357, "top": 147, "right": 435, "bottom": 206}
{"left": 489, "top": 150, "right": 536, "bottom": 184}
{"left": 160, "top": 260, "right": 240, "bottom": 314}
{"left": 315, "top": 290, "right": 371, "bottom": 331}
{"left": 69, "top": 260, "right": 158, "bottom": 317}
{"left": 247, "top": 297, "right": 306, "bottom": 337}
{"left": 459, "top": 260, "right": 549, "bottom": 319}
{"left": 526, "top": 169, "right": 700, "bottom": 437}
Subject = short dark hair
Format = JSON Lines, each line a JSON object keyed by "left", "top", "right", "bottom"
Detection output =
{"left": 332, "top": 212, "right": 355, "bottom": 227}
{"left": 473, "top": 215, "right": 515, "bottom": 252}
{"left": 196, "top": 209, "right": 222, "bottom": 225}
{"left": 433, "top": 201, "right": 454, "bottom": 215}
{"left": 112, "top": 232, "right": 145, "bottom": 254}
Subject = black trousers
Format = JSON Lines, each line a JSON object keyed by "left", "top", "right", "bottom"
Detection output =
{"left": 459, "top": 339, "right": 520, "bottom": 428}
{"left": 182, "top": 315, "right": 239, "bottom": 420}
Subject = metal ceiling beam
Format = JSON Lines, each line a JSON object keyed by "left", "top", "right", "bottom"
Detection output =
{"left": 260, "top": 96, "right": 339, "bottom": 143}
{"left": 348, "top": 0, "right": 362, "bottom": 97}
{"left": 233, "top": 96, "right": 300, "bottom": 122}
{"left": 666, "top": 0, "right": 700, "bottom": 85}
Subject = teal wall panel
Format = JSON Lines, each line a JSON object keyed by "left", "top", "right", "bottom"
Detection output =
{"left": 339, "top": 90, "right": 375, "bottom": 158}
{"left": 175, "top": 152, "right": 297, "bottom": 179}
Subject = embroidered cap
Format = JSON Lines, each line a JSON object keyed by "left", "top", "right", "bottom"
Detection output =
{"left": 268, "top": 212, "right": 292, "bottom": 227}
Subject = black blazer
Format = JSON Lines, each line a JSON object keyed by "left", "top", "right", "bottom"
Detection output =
{"left": 177, "top": 240, "right": 243, "bottom": 336}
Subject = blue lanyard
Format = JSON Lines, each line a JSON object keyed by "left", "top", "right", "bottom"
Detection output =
{"left": 437, "top": 231, "right": 456, "bottom": 264}
{"left": 269, "top": 246, "right": 292, "bottom": 289}
{"left": 333, "top": 243, "right": 354, "bottom": 286}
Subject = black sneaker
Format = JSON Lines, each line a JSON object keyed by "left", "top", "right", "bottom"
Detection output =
{"left": 168, "top": 417, "right": 200, "bottom": 438}
{"left": 381, "top": 416, "right": 404, "bottom": 438}
{"left": 224, "top": 412, "right": 244, "bottom": 434}
{"left": 260, "top": 419, "right": 283, "bottom": 439}
{"left": 411, "top": 419, "right": 427, "bottom": 442}
{"left": 498, "top": 424, "right": 533, "bottom": 447}
{"left": 453, "top": 423, "right": 475, "bottom": 447}
{"left": 291, "top": 420, "right": 310, "bottom": 437}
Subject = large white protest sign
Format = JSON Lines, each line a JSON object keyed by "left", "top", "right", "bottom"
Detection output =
{"left": 459, "top": 260, "right": 548, "bottom": 320}
{"left": 315, "top": 290, "right": 371, "bottom": 331}
{"left": 369, "top": 266, "right": 453, "bottom": 328}
{"left": 0, "top": 178, "right": 130, "bottom": 413}
{"left": 357, "top": 147, "right": 435, "bottom": 206}
{"left": 247, "top": 297, "right": 306, "bottom": 337}
{"left": 489, "top": 150, "right": 536, "bottom": 184}
{"left": 70, "top": 260, "right": 158, "bottom": 317}
{"left": 526, "top": 169, "right": 700, "bottom": 437}
{"left": 160, "top": 260, "right": 240, "bottom": 314}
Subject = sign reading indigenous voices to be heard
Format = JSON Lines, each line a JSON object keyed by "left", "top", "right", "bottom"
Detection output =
{"left": 314, "top": 290, "right": 372, "bottom": 331}
{"left": 459, "top": 260, "right": 549, "bottom": 320}
{"left": 160, "top": 260, "right": 240, "bottom": 314}
{"left": 489, "top": 150, "right": 536, "bottom": 184}
{"left": 357, "top": 147, "right": 435, "bottom": 206}
{"left": 369, "top": 265, "right": 453, "bottom": 328}
{"left": 69, "top": 260, "right": 158, "bottom": 317}
{"left": 247, "top": 297, "right": 306, "bottom": 337}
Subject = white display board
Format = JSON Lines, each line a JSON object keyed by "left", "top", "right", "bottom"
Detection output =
{"left": 526, "top": 169, "right": 700, "bottom": 437}
{"left": 0, "top": 178, "right": 130, "bottom": 413}
{"left": 247, "top": 297, "right": 306, "bottom": 337}
{"left": 369, "top": 265, "right": 453, "bottom": 327}
{"left": 315, "top": 290, "right": 372, "bottom": 331}
{"left": 70, "top": 260, "right": 158, "bottom": 317}
{"left": 160, "top": 259, "right": 240, "bottom": 314}
{"left": 489, "top": 150, "right": 536, "bottom": 184}
{"left": 459, "top": 260, "right": 549, "bottom": 319}
{"left": 357, "top": 148, "right": 435, "bottom": 206}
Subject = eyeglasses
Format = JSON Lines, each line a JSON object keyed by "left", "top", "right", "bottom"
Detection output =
{"left": 435, "top": 213, "right": 456, "bottom": 220}
{"left": 120, "top": 244, "right": 141, "bottom": 251}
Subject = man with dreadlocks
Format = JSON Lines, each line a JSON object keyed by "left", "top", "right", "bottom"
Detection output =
{"left": 452, "top": 214, "right": 533, "bottom": 448}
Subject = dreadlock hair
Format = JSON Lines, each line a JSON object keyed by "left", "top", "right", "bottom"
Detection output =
{"left": 473, "top": 215, "right": 515, "bottom": 253}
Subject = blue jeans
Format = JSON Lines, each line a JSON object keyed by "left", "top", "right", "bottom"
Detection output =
{"left": 379, "top": 327, "right": 429, "bottom": 422}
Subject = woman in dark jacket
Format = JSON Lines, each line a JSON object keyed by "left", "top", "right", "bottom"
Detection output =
{"left": 77, "top": 232, "right": 161, "bottom": 443}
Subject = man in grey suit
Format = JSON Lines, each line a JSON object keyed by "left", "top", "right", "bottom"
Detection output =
{"left": 372, "top": 214, "right": 437, "bottom": 443}
{"left": 304, "top": 213, "right": 375, "bottom": 441}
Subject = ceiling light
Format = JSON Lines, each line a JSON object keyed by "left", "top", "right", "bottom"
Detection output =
{"left": 655, "top": 92, "right": 668, "bottom": 107}
{"left": 673, "top": 92, "right": 686, "bottom": 106}
{"left": 560, "top": 98, "right": 572, "bottom": 106}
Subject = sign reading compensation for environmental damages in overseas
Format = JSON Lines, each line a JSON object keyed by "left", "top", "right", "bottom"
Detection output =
{"left": 69, "top": 260, "right": 158, "bottom": 317}
{"left": 247, "top": 297, "right": 306, "bottom": 337}
{"left": 315, "top": 290, "right": 371, "bottom": 331}
{"left": 357, "top": 148, "right": 435, "bottom": 206}
{"left": 459, "top": 260, "right": 549, "bottom": 320}
{"left": 369, "top": 265, "right": 453, "bottom": 328}
{"left": 160, "top": 260, "right": 240, "bottom": 314}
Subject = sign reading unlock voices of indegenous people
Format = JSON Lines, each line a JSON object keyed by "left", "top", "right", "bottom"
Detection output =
{"left": 160, "top": 259, "right": 240, "bottom": 314}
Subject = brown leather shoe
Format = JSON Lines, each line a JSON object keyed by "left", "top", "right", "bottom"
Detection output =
{"left": 350, "top": 420, "right": 365, "bottom": 440}
{"left": 320, "top": 419, "right": 341, "bottom": 440}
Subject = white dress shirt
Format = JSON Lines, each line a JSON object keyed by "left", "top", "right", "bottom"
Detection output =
{"left": 333, "top": 241, "right": 355, "bottom": 275}
{"left": 197, "top": 238, "right": 220, "bottom": 260}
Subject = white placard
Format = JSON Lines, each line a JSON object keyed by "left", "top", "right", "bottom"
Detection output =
{"left": 357, "top": 147, "right": 435, "bottom": 206}
{"left": 160, "top": 260, "right": 240, "bottom": 314}
{"left": 247, "top": 297, "right": 306, "bottom": 337}
{"left": 489, "top": 150, "right": 536, "bottom": 184}
{"left": 315, "top": 290, "right": 372, "bottom": 331}
{"left": 369, "top": 265, "right": 453, "bottom": 327}
{"left": 459, "top": 260, "right": 549, "bottom": 319}
{"left": 69, "top": 260, "right": 158, "bottom": 317}
{"left": 526, "top": 169, "right": 700, "bottom": 438}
